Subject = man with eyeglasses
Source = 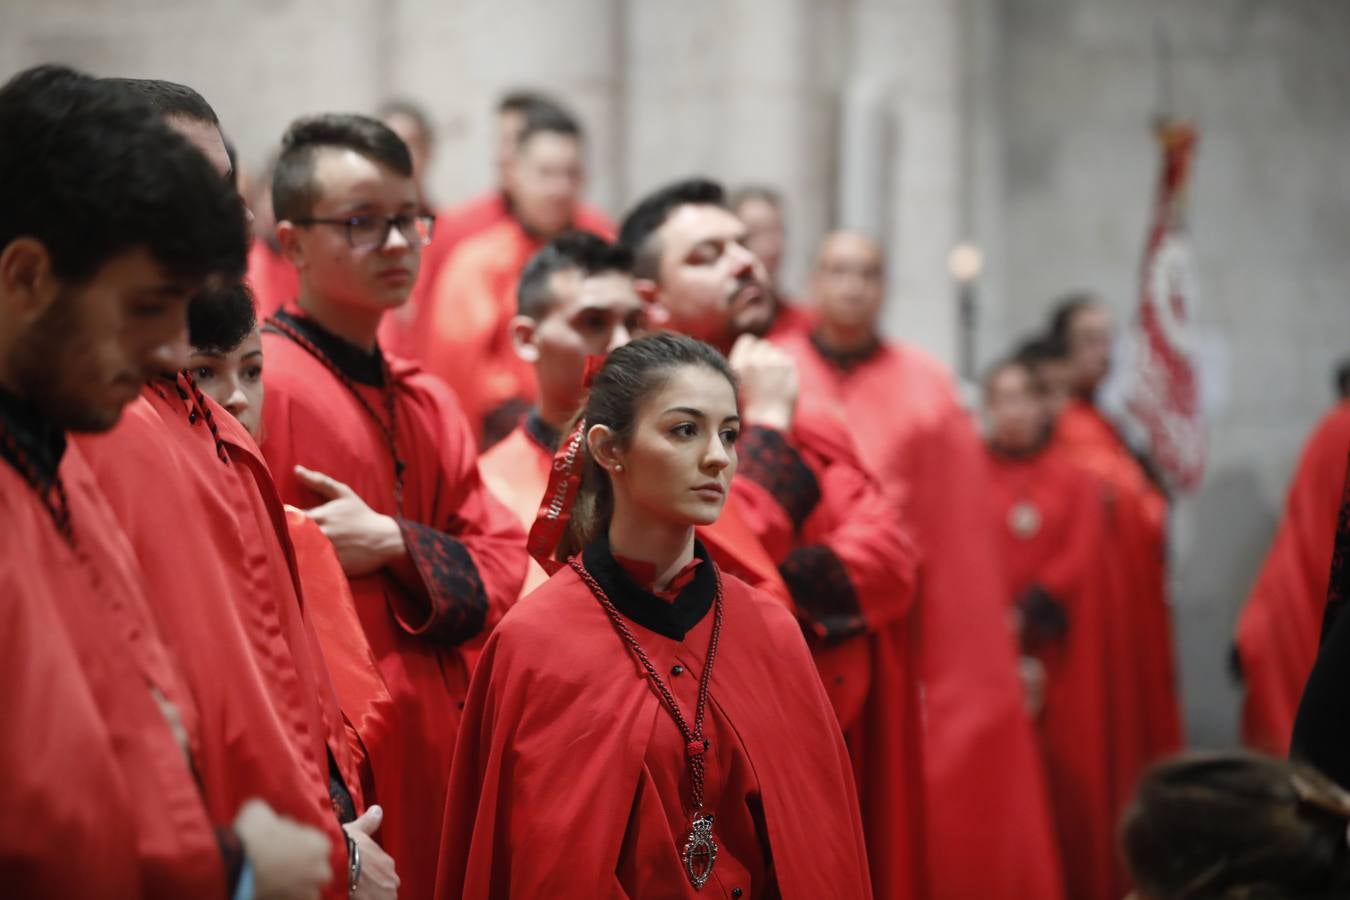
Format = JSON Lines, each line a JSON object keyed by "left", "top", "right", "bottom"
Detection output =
{"left": 260, "top": 112, "right": 528, "bottom": 900}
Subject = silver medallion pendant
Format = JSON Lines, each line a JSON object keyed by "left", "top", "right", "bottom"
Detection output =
{"left": 1008, "top": 499, "right": 1042, "bottom": 539}
{"left": 682, "top": 813, "right": 718, "bottom": 888}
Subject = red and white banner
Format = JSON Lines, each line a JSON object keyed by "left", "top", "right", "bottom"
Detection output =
{"left": 1127, "top": 122, "right": 1206, "bottom": 493}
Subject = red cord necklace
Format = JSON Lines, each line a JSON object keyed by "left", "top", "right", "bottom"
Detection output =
{"left": 568, "top": 554, "right": 724, "bottom": 888}
{"left": 265, "top": 315, "right": 406, "bottom": 511}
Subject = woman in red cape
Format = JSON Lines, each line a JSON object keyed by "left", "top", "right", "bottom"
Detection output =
{"left": 438, "top": 334, "right": 871, "bottom": 899}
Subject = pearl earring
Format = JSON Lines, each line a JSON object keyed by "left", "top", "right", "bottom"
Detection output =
{"left": 614, "top": 464, "right": 624, "bottom": 473}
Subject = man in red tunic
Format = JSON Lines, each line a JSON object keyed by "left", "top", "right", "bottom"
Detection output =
{"left": 261, "top": 112, "right": 527, "bottom": 898}
{"left": 984, "top": 357, "right": 1127, "bottom": 900}
{"left": 779, "top": 229, "right": 1064, "bottom": 899}
{"left": 1237, "top": 397, "right": 1350, "bottom": 752}
{"left": 420, "top": 102, "right": 616, "bottom": 444}
{"left": 75, "top": 78, "right": 400, "bottom": 900}
{"left": 618, "top": 182, "right": 924, "bottom": 899}
{"left": 730, "top": 185, "right": 813, "bottom": 338}
{"left": 1048, "top": 295, "right": 1183, "bottom": 770}
{"left": 0, "top": 64, "right": 330, "bottom": 898}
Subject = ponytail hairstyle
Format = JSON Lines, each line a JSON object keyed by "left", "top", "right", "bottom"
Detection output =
{"left": 1121, "top": 752, "right": 1350, "bottom": 899}
{"left": 555, "top": 332, "right": 736, "bottom": 560}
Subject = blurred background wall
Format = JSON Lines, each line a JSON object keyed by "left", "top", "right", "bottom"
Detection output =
{"left": 4, "top": 0, "right": 1348, "bottom": 746}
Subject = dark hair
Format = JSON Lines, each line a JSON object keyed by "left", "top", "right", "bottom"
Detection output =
{"left": 1121, "top": 752, "right": 1350, "bottom": 899}
{"left": 517, "top": 231, "right": 633, "bottom": 318}
{"left": 497, "top": 90, "right": 555, "bottom": 117}
{"left": 517, "top": 101, "right": 582, "bottom": 150}
{"left": 1335, "top": 358, "right": 1350, "bottom": 401}
{"left": 101, "top": 77, "right": 219, "bottom": 125}
{"left": 188, "top": 281, "right": 257, "bottom": 355}
{"left": 729, "top": 184, "right": 783, "bottom": 213}
{"left": 377, "top": 98, "right": 434, "bottom": 143}
{"left": 562, "top": 332, "right": 737, "bottom": 555}
{"left": 1047, "top": 291, "right": 1103, "bottom": 345}
{"left": 1014, "top": 334, "right": 1069, "bottom": 367}
{"left": 223, "top": 135, "right": 239, "bottom": 188}
{"left": 981, "top": 355, "right": 1043, "bottom": 397}
{"left": 618, "top": 178, "right": 728, "bottom": 279}
{"left": 0, "top": 65, "right": 247, "bottom": 284}
{"left": 272, "top": 113, "right": 413, "bottom": 222}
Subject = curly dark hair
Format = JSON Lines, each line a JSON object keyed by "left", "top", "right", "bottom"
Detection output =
{"left": 0, "top": 65, "right": 247, "bottom": 284}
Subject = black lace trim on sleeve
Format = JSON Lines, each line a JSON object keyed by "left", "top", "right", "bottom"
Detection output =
{"left": 779, "top": 544, "right": 865, "bottom": 642}
{"left": 1319, "top": 454, "right": 1350, "bottom": 646}
{"left": 736, "top": 425, "right": 821, "bottom": 530}
{"left": 1015, "top": 583, "right": 1069, "bottom": 653}
{"left": 396, "top": 519, "right": 489, "bottom": 645}
{"left": 328, "top": 750, "right": 357, "bottom": 826}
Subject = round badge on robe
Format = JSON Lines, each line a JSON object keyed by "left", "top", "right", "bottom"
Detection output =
{"left": 1008, "top": 500, "right": 1041, "bottom": 539}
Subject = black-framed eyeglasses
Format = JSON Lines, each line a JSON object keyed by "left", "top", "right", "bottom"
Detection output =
{"left": 292, "top": 213, "right": 435, "bottom": 251}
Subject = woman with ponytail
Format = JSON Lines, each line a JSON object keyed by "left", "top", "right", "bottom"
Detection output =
{"left": 1121, "top": 752, "right": 1350, "bottom": 899}
{"left": 436, "top": 332, "right": 872, "bottom": 899}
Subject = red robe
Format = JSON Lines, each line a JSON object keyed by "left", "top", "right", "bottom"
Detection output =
{"left": 245, "top": 237, "right": 299, "bottom": 317}
{"left": 76, "top": 379, "right": 361, "bottom": 897}
{"left": 2, "top": 433, "right": 224, "bottom": 897}
{"left": 261, "top": 308, "right": 528, "bottom": 898}
{"left": 436, "top": 546, "right": 873, "bottom": 899}
{"left": 479, "top": 416, "right": 796, "bottom": 605}
{"left": 1055, "top": 400, "right": 1182, "bottom": 772}
{"left": 1237, "top": 400, "right": 1350, "bottom": 752}
{"left": 750, "top": 333, "right": 925, "bottom": 900}
{"left": 379, "top": 192, "right": 615, "bottom": 386}
{"left": 780, "top": 333, "right": 1065, "bottom": 900}
{"left": 987, "top": 443, "right": 1125, "bottom": 900}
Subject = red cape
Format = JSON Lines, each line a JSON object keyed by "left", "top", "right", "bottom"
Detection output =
{"left": 2, "top": 440, "right": 223, "bottom": 897}
{"left": 285, "top": 508, "right": 397, "bottom": 805}
{"left": 1237, "top": 400, "right": 1350, "bottom": 752}
{"left": 988, "top": 443, "right": 1127, "bottom": 899}
{"left": 76, "top": 380, "right": 359, "bottom": 896}
{"left": 245, "top": 237, "right": 299, "bottom": 317}
{"left": 436, "top": 560, "right": 872, "bottom": 899}
{"left": 782, "top": 334, "right": 1065, "bottom": 900}
{"left": 261, "top": 318, "right": 527, "bottom": 897}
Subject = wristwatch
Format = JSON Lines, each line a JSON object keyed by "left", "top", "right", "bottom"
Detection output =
{"left": 346, "top": 833, "right": 362, "bottom": 897}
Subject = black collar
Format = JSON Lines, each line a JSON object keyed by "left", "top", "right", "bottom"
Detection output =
{"left": 810, "top": 329, "right": 881, "bottom": 371}
{"left": 0, "top": 385, "right": 66, "bottom": 490}
{"left": 988, "top": 426, "right": 1053, "bottom": 461}
{"left": 580, "top": 536, "right": 715, "bottom": 641}
{"left": 272, "top": 309, "right": 385, "bottom": 387}
{"left": 523, "top": 409, "right": 560, "bottom": 453}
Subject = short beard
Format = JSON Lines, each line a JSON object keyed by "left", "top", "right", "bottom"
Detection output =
{"left": 10, "top": 288, "right": 129, "bottom": 433}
